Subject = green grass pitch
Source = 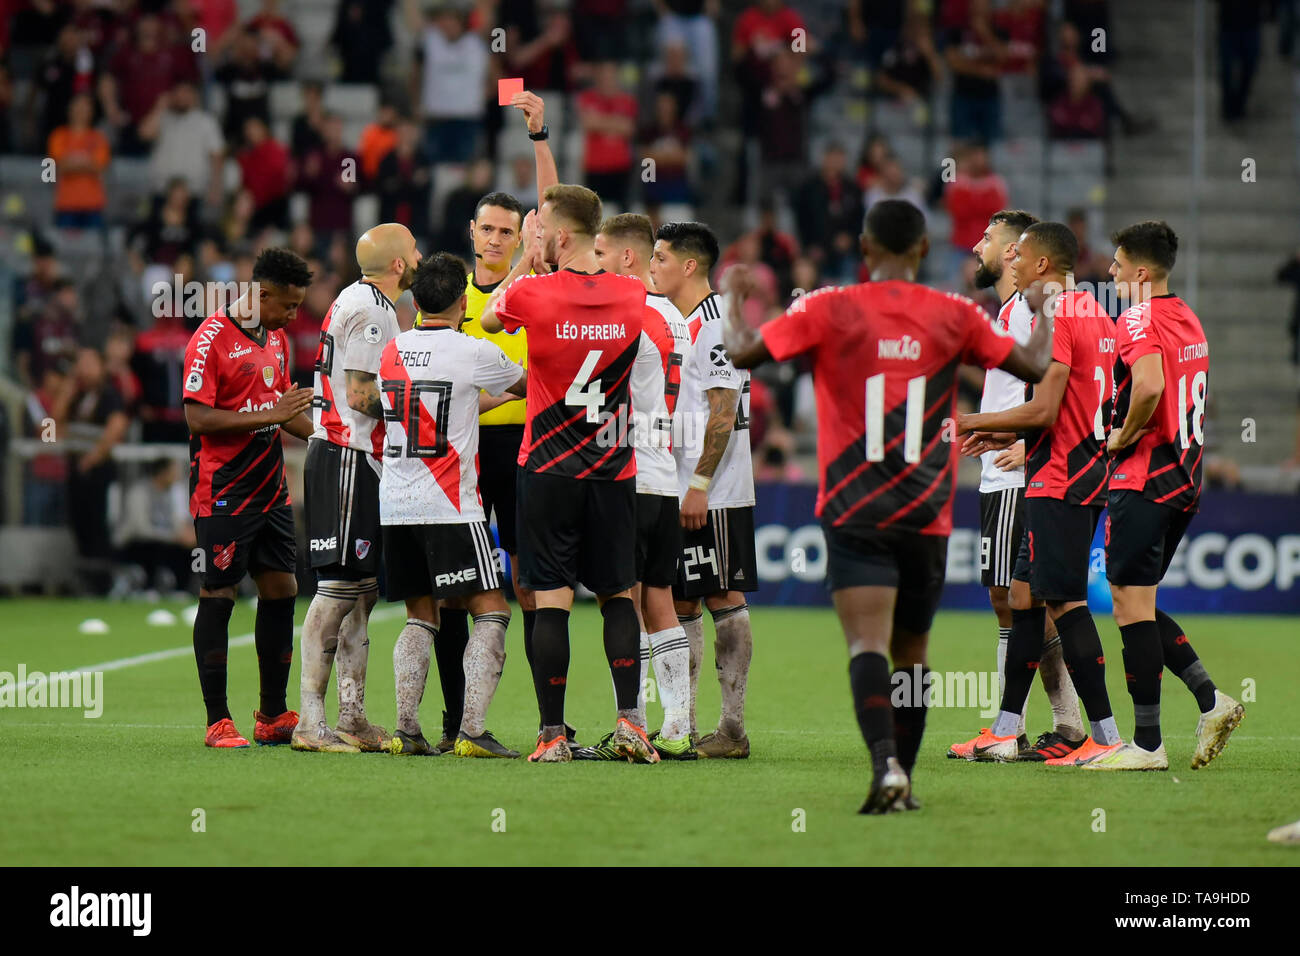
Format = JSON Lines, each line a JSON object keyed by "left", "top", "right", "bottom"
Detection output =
{"left": 0, "top": 597, "right": 1295, "bottom": 866}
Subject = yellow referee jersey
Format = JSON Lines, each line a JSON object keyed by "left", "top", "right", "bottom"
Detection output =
{"left": 461, "top": 271, "right": 528, "bottom": 425}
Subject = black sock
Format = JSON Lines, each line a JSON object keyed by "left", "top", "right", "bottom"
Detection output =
{"left": 891, "top": 665, "right": 929, "bottom": 776}
{"left": 849, "top": 652, "right": 896, "bottom": 777}
{"left": 1000, "top": 606, "right": 1045, "bottom": 716}
{"left": 522, "top": 608, "right": 540, "bottom": 725}
{"left": 194, "top": 596, "right": 235, "bottom": 726}
{"left": 600, "top": 597, "right": 640, "bottom": 712}
{"left": 254, "top": 595, "right": 295, "bottom": 717}
{"left": 531, "top": 607, "right": 570, "bottom": 728}
{"left": 1054, "top": 606, "right": 1113, "bottom": 722}
{"left": 1119, "top": 620, "right": 1164, "bottom": 750}
{"left": 1155, "top": 609, "right": 1217, "bottom": 712}
{"left": 434, "top": 608, "right": 470, "bottom": 734}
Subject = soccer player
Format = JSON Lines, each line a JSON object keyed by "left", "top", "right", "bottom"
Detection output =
{"left": 572, "top": 213, "right": 694, "bottom": 760}
{"left": 649, "top": 221, "right": 757, "bottom": 760}
{"left": 479, "top": 185, "right": 658, "bottom": 764}
{"left": 378, "top": 252, "right": 528, "bottom": 757}
{"left": 1085, "top": 220, "right": 1243, "bottom": 771}
{"left": 719, "top": 200, "right": 1054, "bottom": 811}
{"left": 955, "top": 222, "right": 1122, "bottom": 767}
{"left": 183, "top": 248, "right": 314, "bottom": 748}
{"left": 293, "top": 223, "right": 419, "bottom": 754}
{"left": 433, "top": 90, "right": 561, "bottom": 752}
{"left": 948, "top": 210, "right": 1085, "bottom": 761}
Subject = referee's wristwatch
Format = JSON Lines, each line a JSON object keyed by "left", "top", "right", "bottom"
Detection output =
{"left": 528, "top": 125, "right": 549, "bottom": 142}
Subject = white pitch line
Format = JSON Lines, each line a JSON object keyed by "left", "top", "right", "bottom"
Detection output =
{"left": 18, "top": 606, "right": 407, "bottom": 689}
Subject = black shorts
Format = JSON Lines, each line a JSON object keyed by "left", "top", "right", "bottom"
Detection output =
{"left": 516, "top": 470, "right": 636, "bottom": 595}
{"left": 822, "top": 521, "right": 948, "bottom": 634}
{"left": 636, "top": 493, "right": 682, "bottom": 588}
{"left": 194, "top": 504, "right": 296, "bottom": 591}
{"left": 1022, "top": 497, "right": 1103, "bottom": 602}
{"left": 979, "top": 487, "right": 1025, "bottom": 589}
{"left": 673, "top": 506, "right": 758, "bottom": 599}
{"left": 303, "top": 439, "right": 382, "bottom": 579}
{"left": 383, "top": 521, "right": 503, "bottom": 601}
{"left": 1105, "top": 489, "right": 1195, "bottom": 587}
{"left": 478, "top": 424, "right": 523, "bottom": 555}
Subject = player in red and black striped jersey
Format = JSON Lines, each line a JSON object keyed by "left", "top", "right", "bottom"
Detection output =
{"left": 479, "top": 184, "right": 659, "bottom": 764}
{"left": 182, "top": 248, "right": 314, "bottom": 749}
{"left": 1090, "top": 220, "right": 1243, "bottom": 771}
{"left": 722, "top": 200, "right": 1054, "bottom": 812}
{"left": 956, "top": 222, "right": 1124, "bottom": 767}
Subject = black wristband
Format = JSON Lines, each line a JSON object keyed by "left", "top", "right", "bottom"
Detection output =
{"left": 528, "top": 124, "right": 549, "bottom": 141}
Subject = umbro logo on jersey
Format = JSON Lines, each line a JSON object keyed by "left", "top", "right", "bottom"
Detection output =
{"left": 213, "top": 542, "right": 236, "bottom": 570}
{"left": 355, "top": 539, "right": 371, "bottom": 560}
{"left": 435, "top": 568, "right": 478, "bottom": 587}
{"left": 310, "top": 536, "right": 338, "bottom": 551}
{"left": 709, "top": 344, "right": 730, "bottom": 367}
{"left": 238, "top": 361, "right": 255, "bottom": 375}
{"left": 877, "top": 335, "right": 922, "bottom": 360}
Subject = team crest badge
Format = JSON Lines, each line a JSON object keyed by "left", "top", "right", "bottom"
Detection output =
{"left": 355, "top": 539, "right": 371, "bottom": 560}
{"left": 213, "top": 542, "right": 236, "bottom": 571}
{"left": 262, "top": 366, "right": 275, "bottom": 387}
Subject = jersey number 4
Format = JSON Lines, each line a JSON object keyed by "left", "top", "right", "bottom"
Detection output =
{"left": 566, "top": 349, "right": 606, "bottom": 423}
{"left": 382, "top": 379, "right": 452, "bottom": 458}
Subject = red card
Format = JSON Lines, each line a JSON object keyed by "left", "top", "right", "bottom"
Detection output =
{"left": 498, "top": 77, "right": 524, "bottom": 106}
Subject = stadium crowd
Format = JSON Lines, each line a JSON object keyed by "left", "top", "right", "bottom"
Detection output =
{"left": 0, "top": 0, "right": 1264, "bottom": 594}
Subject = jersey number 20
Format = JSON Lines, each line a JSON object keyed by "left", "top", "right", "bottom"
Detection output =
{"left": 382, "top": 379, "right": 452, "bottom": 458}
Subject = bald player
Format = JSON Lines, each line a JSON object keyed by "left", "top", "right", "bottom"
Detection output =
{"left": 292, "top": 223, "right": 422, "bottom": 753}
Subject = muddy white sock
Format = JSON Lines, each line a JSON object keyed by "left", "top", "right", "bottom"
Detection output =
{"left": 462, "top": 612, "right": 509, "bottom": 737}
{"left": 296, "top": 583, "right": 356, "bottom": 730}
{"left": 336, "top": 581, "right": 378, "bottom": 729}
{"left": 679, "top": 612, "right": 704, "bottom": 736}
{"left": 1040, "top": 633, "right": 1084, "bottom": 739}
{"left": 649, "top": 625, "right": 689, "bottom": 739}
{"left": 712, "top": 604, "right": 752, "bottom": 739}
{"left": 394, "top": 619, "right": 436, "bottom": 736}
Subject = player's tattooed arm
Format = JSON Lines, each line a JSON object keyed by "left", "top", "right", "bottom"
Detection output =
{"left": 346, "top": 370, "right": 383, "bottom": 419}
{"left": 720, "top": 266, "right": 772, "bottom": 369}
{"left": 697, "top": 387, "right": 740, "bottom": 479}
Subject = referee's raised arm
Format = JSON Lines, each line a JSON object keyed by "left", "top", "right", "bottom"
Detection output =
{"left": 508, "top": 90, "right": 558, "bottom": 202}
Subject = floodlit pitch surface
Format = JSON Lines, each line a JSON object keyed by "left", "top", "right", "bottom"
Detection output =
{"left": 0, "top": 599, "right": 1294, "bottom": 866}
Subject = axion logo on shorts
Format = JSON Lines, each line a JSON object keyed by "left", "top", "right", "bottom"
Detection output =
{"left": 355, "top": 539, "right": 371, "bottom": 559}
{"left": 435, "top": 567, "right": 478, "bottom": 587}
{"left": 310, "top": 536, "right": 337, "bottom": 551}
{"left": 213, "top": 542, "right": 236, "bottom": 570}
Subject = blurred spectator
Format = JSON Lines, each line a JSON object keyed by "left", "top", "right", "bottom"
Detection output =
{"left": 723, "top": 203, "right": 798, "bottom": 302}
{"left": 236, "top": 116, "right": 292, "bottom": 233}
{"left": 943, "top": 0, "right": 1006, "bottom": 143}
{"left": 0, "top": 63, "right": 12, "bottom": 154}
{"left": 993, "top": 0, "right": 1045, "bottom": 74}
{"left": 409, "top": 0, "right": 490, "bottom": 163}
{"left": 243, "top": 0, "right": 299, "bottom": 69}
{"left": 717, "top": 248, "right": 778, "bottom": 329}
{"left": 1068, "top": 208, "right": 1111, "bottom": 290}
{"left": 56, "top": 346, "right": 129, "bottom": 590}
{"left": 793, "top": 143, "right": 863, "bottom": 282}
{"left": 579, "top": 61, "right": 638, "bottom": 209}
{"left": 133, "top": 300, "right": 193, "bottom": 444}
{"left": 47, "top": 93, "right": 110, "bottom": 230}
{"left": 1277, "top": 248, "right": 1300, "bottom": 465}
{"left": 653, "top": 0, "right": 719, "bottom": 121}
{"left": 755, "top": 48, "right": 828, "bottom": 206}
{"left": 733, "top": 0, "right": 807, "bottom": 202}
{"left": 11, "top": 233, "right": 61, "bottom": 335}
{"left": 875, "top": 9, "right": 942, "bottom": 105}
{"left": 500, "top": 0, "right": 579, "bottom": 93}
{"left": 574, "top": 0, "right": 629, "bottom": 62}
{"left": 100, "top": 13, "right": 198, "bottom": 156}
{"left": 298, "top": 113, "right": 360, "bottom": 241}
{"left": 438, "top": 157, "right": 496, "bottom": 253}
{"left": 38, "top": 23, "right": 97, "bottom": 146}
{"left": 1218, "top": 0, "right": 1264, "bottom": 122}
{"left": 1048, "top": 64, "right": 1106, "bottom": 140}
{"left": 142, "top": 80, "right": 224, "bottom": 207}
{"left": 190, "top": 0, "right": 240, "bottom": 56}
{"left": 847, "top": 0, "right": 906, "bottom": 68}
{"left": 129, "top": 178, "right": 205, "bottom": 269}
{"left": 358, "top": 101, "right": 401, "bottom": 183}
{"left": 8, "top": 0, "right": 65, "bottom": 56}
{"left": 376, "top": 120, "right": 433, "bottom": 243}
{"left": 495, "top": 152, "right": 540, "bottom": 212}
{"left": 291, "top": 80, "right": 327, "bottom": 155}
{"left": 1063, "top": 0, "right": 1111, "bottom": 63}
{"left": 114, "top": 457, "right": 197, "bottom": 594}
{"left": 331, "top": 0, "right": 396, "bottom": 85}
{"left": 214, "top": 25, "right": 286, "bottom": 148}
{"left": 864, "top": 152, "right": 927, "bottom": 221}
{"left": 648, "top": 38, "right": 701, "bottom": 129}
{"left": 291, "top": 276, "right": 337, "bottom": 386}
{"left": 755, "top": 423, "right": 806, "bottom": 482}
{"left": 22, "top": 363, "right": 70, "bottom": 526}
{"left": 942, "top": 140, "right": 1007, "bottom": 279}
{"left": 13, "top": 278, "right": 82, "bottom": 390}
{"left": 855, "top": 132, "right": 893, "bottom": 192}
{"left": 103, "top": 326, "right": 141, "bottom": 413}
{"left": 1040, "top": 20, "right": 1148, "bottom": 137}
{"left": 638, "top": 90, "right": 693, "bottom": 210}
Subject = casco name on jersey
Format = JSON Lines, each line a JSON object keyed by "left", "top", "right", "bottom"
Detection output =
{"left": 878, "top": 335, "right": 922, "bottom": 360}
{"left": 398, "top": 349, "right": 433, "bottom": 367}
{"left": 1181, "top": 341, "right": 1209, "bottom": 362}
{"left": 435, "top": 567, "right": 478, "bottom": 587}
{"left": 556, "top": 322, "right": 626, "bottom": 341}
{"left": 310, "top": 536, "right": 337, "bottom": 551}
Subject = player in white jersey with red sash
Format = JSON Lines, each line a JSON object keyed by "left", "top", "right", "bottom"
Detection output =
{"left": 378, "top": 252, "right": 527, "bottom": 757}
